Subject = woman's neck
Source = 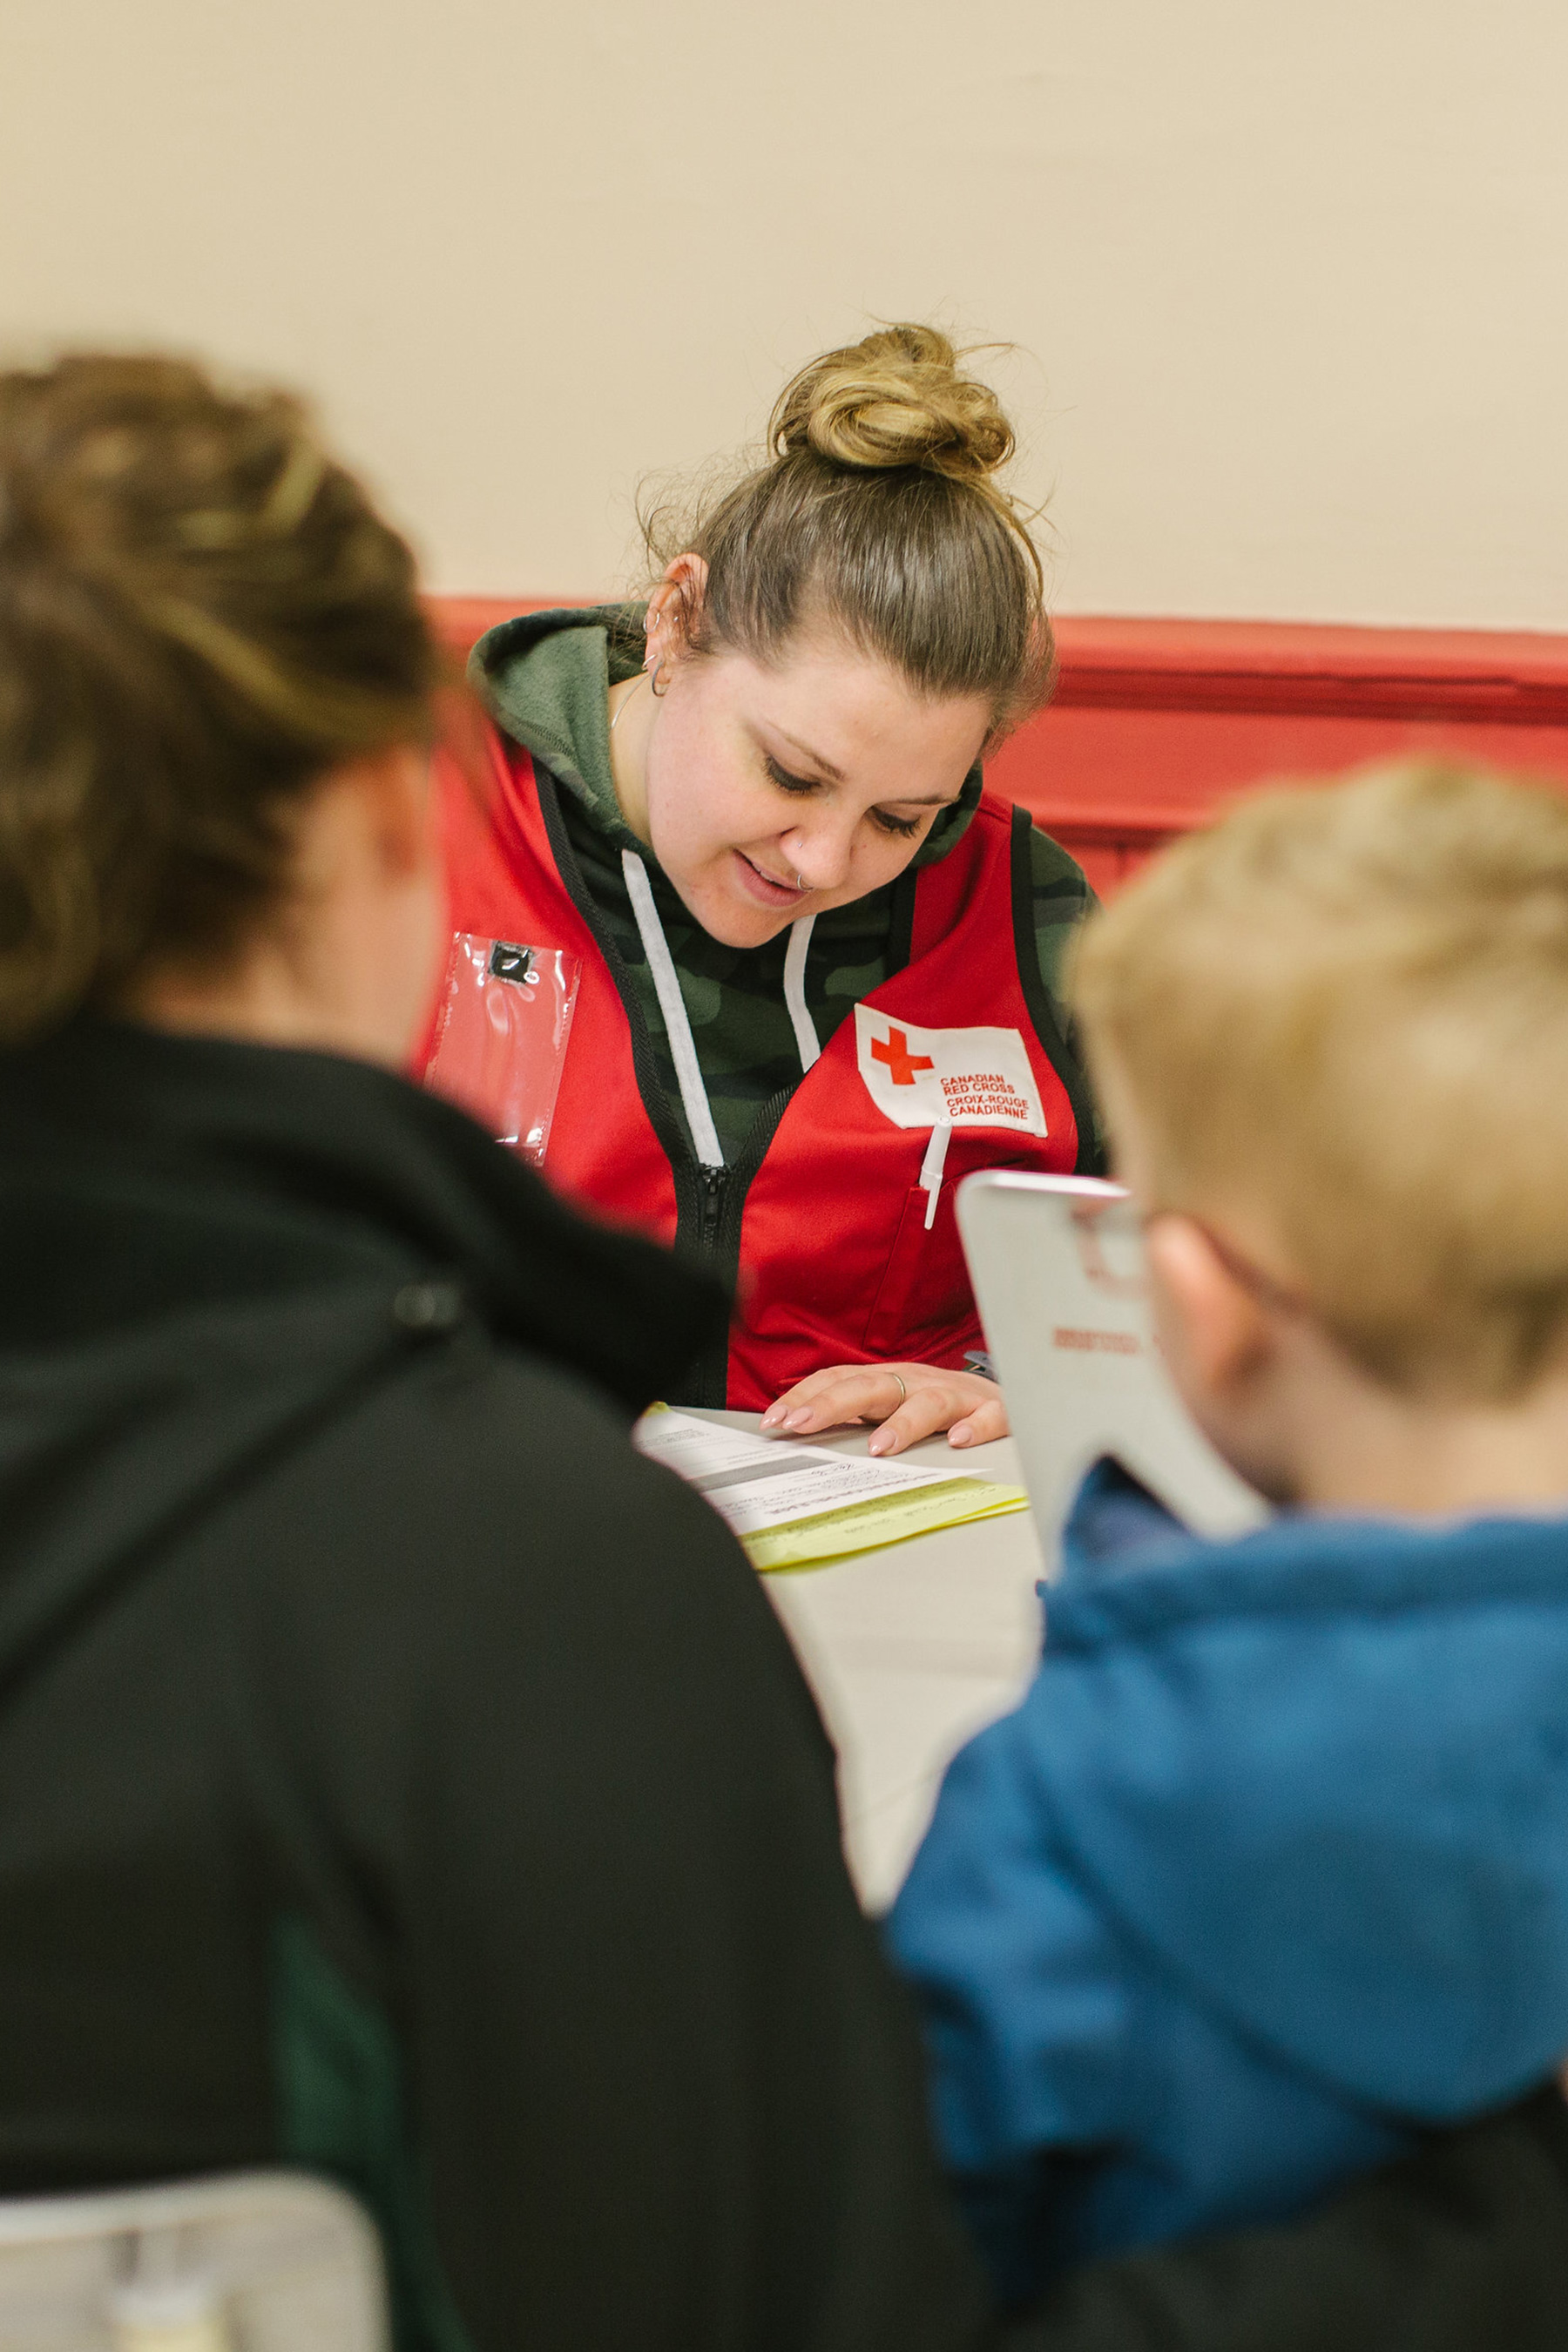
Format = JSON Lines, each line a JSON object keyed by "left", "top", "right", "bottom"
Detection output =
{"left": 128, "top": 927, "right": 409, "bottom": 1070}
{"left": 606, "top": 671, "right": 654, "bottom": 844}
{"left": 125, "top": 752, "right": 441, "bottom": 1071}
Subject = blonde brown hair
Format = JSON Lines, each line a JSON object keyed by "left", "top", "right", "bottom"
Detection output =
{"left": 642, "top": 325, "right": 1053, "bottom": 737}
{"left": 0, "top": 352, "right": 438, "bottom": 1043}
{"left": 1074, "top": 760, "right": 1568, "bottom": 1400}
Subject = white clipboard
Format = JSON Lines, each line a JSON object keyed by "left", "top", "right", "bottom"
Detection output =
{"left": 956, "top": 1169, "right": 1268, "bottom": 1571}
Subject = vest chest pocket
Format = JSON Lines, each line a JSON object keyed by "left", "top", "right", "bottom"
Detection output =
{"left": 861, "top": 1182, "right": 971, "bottom": 1357}
{"left": 860, "top": 1146, "right": 1044, "bottom": 1360}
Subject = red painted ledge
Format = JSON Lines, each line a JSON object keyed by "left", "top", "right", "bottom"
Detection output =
{"left": 1046, "top": 616, "right": 1568, "bottom": 726}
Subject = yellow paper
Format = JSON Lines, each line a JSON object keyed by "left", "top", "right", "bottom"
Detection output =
{"left": 744, "top": 1478, "right": 1029, "bottom": 1572}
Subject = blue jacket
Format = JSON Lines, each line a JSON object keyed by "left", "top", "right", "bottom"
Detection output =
{"left": 886, "top": 1458, "right": 1568, "bottom": 2304}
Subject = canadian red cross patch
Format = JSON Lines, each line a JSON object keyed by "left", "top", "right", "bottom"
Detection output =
{"left": 853, "top": 1007, "right": 1048, "bottom": 1134}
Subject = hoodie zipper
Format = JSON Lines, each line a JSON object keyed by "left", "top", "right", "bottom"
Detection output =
{"left": 698, "top": 1164, "right": 727, "bottom": 1255}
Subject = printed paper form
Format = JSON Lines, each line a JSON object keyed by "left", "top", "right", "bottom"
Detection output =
{"left": 633, "top": 1410, "right": 962, "bottom": 1533}
{"left": 633, "top": 1409, "right": 1029, "bottom": 1570}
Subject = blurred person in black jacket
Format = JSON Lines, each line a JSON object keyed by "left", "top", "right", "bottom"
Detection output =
{"left": 0, "top": 352, "right": 985, "bottom": 2352}
{"left": 0, "top": 349, "right": 1563, "bottom": 2352}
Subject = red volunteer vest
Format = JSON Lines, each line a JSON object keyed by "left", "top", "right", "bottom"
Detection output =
{"left": 425, "top": 724, "right": 1092, "bottom": 1409}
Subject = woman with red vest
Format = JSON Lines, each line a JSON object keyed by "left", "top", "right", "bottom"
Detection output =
{"left": 428, "top": 326, "right": 1101, "bottom": 1450}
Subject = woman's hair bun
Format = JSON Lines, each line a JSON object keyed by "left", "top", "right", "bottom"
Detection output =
{"left": 770, "top": 324, "right": 1015, "bottom": 483}
{"left": 644, "top": 319, "right": 1052, "bottom": 742}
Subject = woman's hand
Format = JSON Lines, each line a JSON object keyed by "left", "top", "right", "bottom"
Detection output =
{"left": 759, "top": 1362, "right": 1009, "bottom": 1456}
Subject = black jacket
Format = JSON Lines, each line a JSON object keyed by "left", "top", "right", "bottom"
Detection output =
{"left": 1015, "top": 2086, "right": 1568, "bottom": 2351}
{"left": 0, "top": 1019, "right": 988, "bottom": 2352}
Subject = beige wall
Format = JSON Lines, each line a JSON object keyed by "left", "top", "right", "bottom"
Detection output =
{"left": 2, "top": 0, "right": 1565, "bottom": 629}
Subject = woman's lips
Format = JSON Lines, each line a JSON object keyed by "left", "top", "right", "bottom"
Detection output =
{"left": 732, "top": 850, "right": 807, "bottom": 909}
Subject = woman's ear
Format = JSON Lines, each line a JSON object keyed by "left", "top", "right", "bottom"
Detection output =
{"left": 1144, "top": 1213, "right": 1277, "bottom": 1413}
{"left": 648, "top": 552, "right": 709, "bottom": 668}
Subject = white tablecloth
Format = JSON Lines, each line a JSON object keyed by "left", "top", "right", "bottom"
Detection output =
{"left": 692, "top": 1411, "right": 1046, "bottom": 1912}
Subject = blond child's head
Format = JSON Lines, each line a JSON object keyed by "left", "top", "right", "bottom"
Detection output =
{"left": 1074, "top": 761, "right": 1568, "bottom": 1510}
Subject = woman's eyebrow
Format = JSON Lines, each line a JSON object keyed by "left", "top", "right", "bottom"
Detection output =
{"left": 773, "top": 727, "right": 846, "bottom": 783}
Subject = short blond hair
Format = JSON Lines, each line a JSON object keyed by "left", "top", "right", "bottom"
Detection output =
{"left": 1074, "top": 761, "right": 1568, "bottom": 1400}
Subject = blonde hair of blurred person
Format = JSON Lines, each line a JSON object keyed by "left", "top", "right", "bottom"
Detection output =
{"left": 442, "top": 324, "right": 1103, "bottom": 1451}
{"left": 1074, "top": 760, "right": 1568, "bottom": 1514}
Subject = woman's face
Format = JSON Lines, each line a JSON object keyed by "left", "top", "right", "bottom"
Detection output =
{"left": 641, "top": 615, "right": 993, "bottom": 950}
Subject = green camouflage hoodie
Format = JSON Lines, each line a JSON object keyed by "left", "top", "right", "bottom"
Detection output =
{"left": 470, "top": 605, "right": 1098, "bottom": 1167}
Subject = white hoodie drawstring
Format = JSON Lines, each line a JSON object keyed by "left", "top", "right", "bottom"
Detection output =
{"left": 622, "top": 849, "right": 725, "bottom": 1169}
{"left": 782, "top": 915, "right": 821, "bottom": 1073}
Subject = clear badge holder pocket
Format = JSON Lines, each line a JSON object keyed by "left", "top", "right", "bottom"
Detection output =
{"left": 422, "top": 935, "right": 581, "bottom": 1165}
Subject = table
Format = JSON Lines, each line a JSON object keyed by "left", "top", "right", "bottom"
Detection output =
{"left": 691, "top": 1411, "right": 1047, "bottom": 1912}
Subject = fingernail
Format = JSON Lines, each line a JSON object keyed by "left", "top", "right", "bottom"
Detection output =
{"left": 868, "top": 1436, "right": 888, "bottom": 1456}
{"left": 760, "top": 1408, "right": 781, "bottom": 1427}
{"left": 783, "top": 1409, "right": 812, "bottom": 1430}
{"left": 950, "top": 1423, "right": 971, "bottom": 1447}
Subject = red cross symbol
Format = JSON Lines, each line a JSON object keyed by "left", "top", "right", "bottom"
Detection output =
{"left": 871, "top": 1026, "right": 935, "bottom": 1086}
